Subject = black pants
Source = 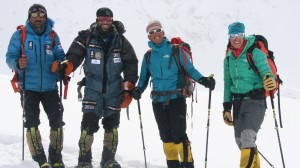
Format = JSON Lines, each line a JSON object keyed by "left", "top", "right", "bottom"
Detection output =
{"left": 20, "top": 90, "right": 64, "bottom": 128}
{"left": 152, "top": 97, "right": 188, "bottom": 144}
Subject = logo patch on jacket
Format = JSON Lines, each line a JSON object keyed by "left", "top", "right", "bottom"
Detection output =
{"left": 113, "top": 53, "right": 121, "bottom": 63}
{"left": 45, "top": 44, "right": 53, "bottom": 55}
{"left": 90, "top": 50, "right": 101, "bottom": 64}
{"left": 28, "top": 41, "right": 33, "bottom": 50}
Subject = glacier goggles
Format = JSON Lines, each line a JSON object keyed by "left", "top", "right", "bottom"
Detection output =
{"left": 98, "top": 16, "right": 113, "bottom": 22}
{"left": 147, "top": 28, "right": 164, "bottom": 35}
{"left": 31, "top": 12, "right": 46, "bottom": 18}
{"left": 229, "top": 33, "right": 245, "bottom": 39}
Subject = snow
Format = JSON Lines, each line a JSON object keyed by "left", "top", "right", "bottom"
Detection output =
{"left": 1, "top": 0, "right": 300, "bottom": 167}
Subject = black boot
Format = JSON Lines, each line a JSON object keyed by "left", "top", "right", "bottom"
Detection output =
{"left": 167, "top": 160, "right": 181, "bottom": 168}
{"left": 100, "top": 128, "right": 121, "bottom": 168}
{"left": 48, "top": 128, "right": 65, "bottom": 168}
{"left": 26, "top": 127, "right": 49, "bottom": 168}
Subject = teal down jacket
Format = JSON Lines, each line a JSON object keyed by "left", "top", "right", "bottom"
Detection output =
{"left": 223, "top": 35, "right": 274, "bottom": 102}
{"left": 137, "top": 37, "right": 203, "bottom": 102}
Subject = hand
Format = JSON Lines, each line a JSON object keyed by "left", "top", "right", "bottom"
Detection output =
{"left": 223, "top": 111, "right": 233, "bottom": 126}
{"left": 130, "top": 87, "right": 141, "bottom": 100}
{"left": 51, "top": 60, "right": 73, "bottom": 76}
{"left": 263, "top": 75, "right": 276, "bottom": 91}
{"left": 120, "top": 81, "right": 135, "bottom": 108}
{"left": 198, "top": 76, "right": 215, "bottom": 90}
{"left": 18, "top": 55, "right": 28, "bottom": 69}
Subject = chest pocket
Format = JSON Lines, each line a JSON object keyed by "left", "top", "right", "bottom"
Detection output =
{"left": 84, "top": 41, "right": 105, "bottom": 76}
{"left": 110, "top": 48, "right": 123, "bottom": 76}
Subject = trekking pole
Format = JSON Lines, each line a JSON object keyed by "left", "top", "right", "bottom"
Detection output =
{"left": 277, "top": 76, "right": 283, "bottom": 128}
{"left": 257, "top": 150, "right": 274, "bottom": 168}
{"left": 267, "top": 75, "right": 285, "bottom": 168}
{"left": 204, "top": 74, "right": 214, "bottom": 168}
{"left": 22, "top": 68, "right": 26, "bottom": 160}
{"left": 56, "top": 67, "right": 64, "bottom": 154}
{"left": 137, "top": 100, "right": 147, "bottom": 168}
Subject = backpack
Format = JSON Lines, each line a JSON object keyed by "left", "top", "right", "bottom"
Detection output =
{"left": 10, "top": 25, "right": 58, "bottom": 93}
{"left": 227, "top": 34, "right": 283, "bottom": 97}
{"left": 146, "top": 37, "right": 196, "bottom": 98}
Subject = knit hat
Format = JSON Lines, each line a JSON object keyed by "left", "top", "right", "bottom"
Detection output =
{"left": 96, "top": 7, "right": 113, "bottom": 17}
{"left": 228, "top": 22, "right": 245, "bottom": 35}
{"left": 28, "top": 4, "right": 47, "bottom": 19}
{"left": 146, "top": 20, "right": 162, "bottom": 33}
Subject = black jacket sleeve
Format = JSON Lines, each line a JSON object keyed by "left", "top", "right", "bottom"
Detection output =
{"left": 121, "top": 36, "right": 138, "bottom": 84}
{"left": 65, "top": 31, "right": 89, "bottom": 71}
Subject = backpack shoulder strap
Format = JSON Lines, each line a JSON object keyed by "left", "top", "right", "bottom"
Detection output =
{"left": 145, "top": 49, "right": 152, "bottom": 64}
{"left": 49, "top": 30, "right": 58, "bottom": 49}
{"left": 17, "top": 25, "right": 26, "bottom": 55}
{"left": 246, "top": 35, "right": 259, "bottom": 75}
{"left": 171, "top": 45, "right": 185, "bottom": 74}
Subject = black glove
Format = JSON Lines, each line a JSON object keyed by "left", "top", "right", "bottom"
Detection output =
{"left": 198, "top": 77, "right": 216, "bottom": 90}
{"left": 130, "top": 87, "right": 142, "bottom": 100}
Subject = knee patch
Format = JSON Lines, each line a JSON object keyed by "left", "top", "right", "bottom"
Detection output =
{"left": 240, "top": 129, "right": 257, "bottom": 148}
{"left": 81, "top": 113, "right": 100, "bottom": 134}
{"left": 163, "top": 142, "right": 179, "bottom": 160}
{"left": 102, "top": 113, "right": 120, "bottom": 130}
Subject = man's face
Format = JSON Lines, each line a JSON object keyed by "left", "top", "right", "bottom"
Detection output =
{"left": 147, "top": 28, "right": 165, "bottom": 44}
{"left": 29, "top": 12, "right": 46, "bottom": 28}
{"left": 97, "top": 16, "right": 113, "bottom": 32}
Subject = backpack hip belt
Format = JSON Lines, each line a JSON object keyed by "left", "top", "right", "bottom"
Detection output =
{"left": 151, "top": 89, "right": 183, "bottom": 105}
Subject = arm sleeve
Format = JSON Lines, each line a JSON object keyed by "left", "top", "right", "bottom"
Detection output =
{"left": 137, "top": 54, "right": 151, "bottom": 93}
{"left": 179, "top": 49, "right": 203, "bottom": 81}
{"left": 224, "top": 56, "right": 233, "bottom": 102}
{"left": 52, "top": 32, "right": 65, "bottom": 62}
{"left": 6, "top": 31, "right": 22, "bottom": 71}
{"left": 121, "top": 36, "right": 139, "bottom": 84}
{"left": 252, "top": 48, "right": 275, "bottom": 79}
{"left": 65, "top": 35, "right": 87, "bottom": 71}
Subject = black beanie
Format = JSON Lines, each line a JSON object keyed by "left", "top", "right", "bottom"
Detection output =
{"left": 28, "top": 4, "right": 47, "bottom": 19}
{"left": 96, "top": 7, "right": 113, "bottom": 17}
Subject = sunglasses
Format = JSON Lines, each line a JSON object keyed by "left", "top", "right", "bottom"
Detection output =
{"left": 148, "top": 28, "right": 164, "bottom": 35}
{"left": 98, "top": 16, "right": 113, "bottom": 22}
{"left": 31, "top": 12, "right": 46, "bottom": 18}
{"left": 229, "top": 33, "right": 245, "bottom": 39}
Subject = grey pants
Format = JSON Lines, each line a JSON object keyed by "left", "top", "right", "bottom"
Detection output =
{"left": 233, "top": 99, "right": 266, "bottom": 149}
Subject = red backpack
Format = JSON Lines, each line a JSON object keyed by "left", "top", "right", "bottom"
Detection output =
{"left": 246, "top": 35, "right": 283, "bottom": 97}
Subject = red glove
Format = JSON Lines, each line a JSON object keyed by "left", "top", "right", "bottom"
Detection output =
{"left": 120, "top": 81, "right": 135, "bottom": 108}
{"left": 51, "top": 60, "right": 73, "bottom": 76}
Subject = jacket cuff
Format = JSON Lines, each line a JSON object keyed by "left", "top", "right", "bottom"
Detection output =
{"left": 223, "top": 102, "right": 232, "bottom": 113}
